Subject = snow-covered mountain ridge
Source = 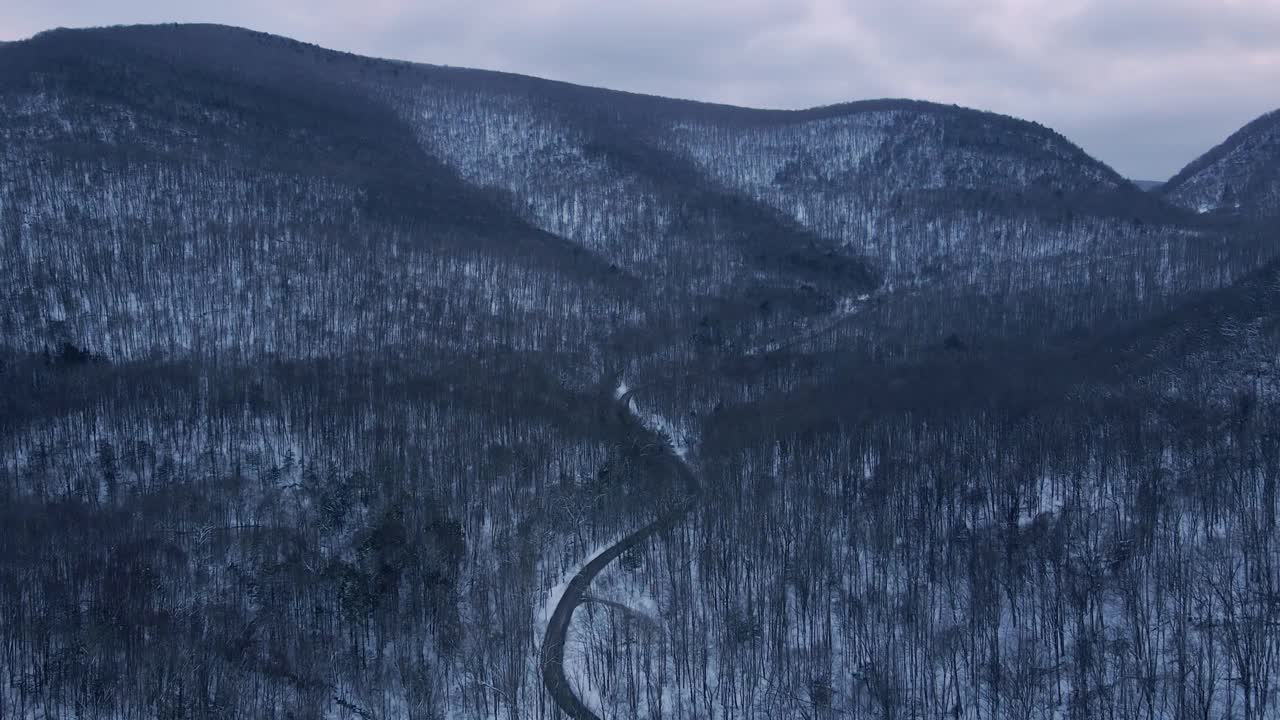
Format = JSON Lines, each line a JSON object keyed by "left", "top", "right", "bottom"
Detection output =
{"left": 0, "top": 23, "right": 1272, "bottom": 361}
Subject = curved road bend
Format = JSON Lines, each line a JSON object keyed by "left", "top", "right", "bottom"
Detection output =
{"left": 540, "top": 388, "right": 699, "bottom": 720}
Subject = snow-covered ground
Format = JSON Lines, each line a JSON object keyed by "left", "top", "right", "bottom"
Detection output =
{"left": 744, "top": 292, "right": 875, "bottom": 357}
{"left": 617, "top": 379, "right": 695, "bottom": 460}
{"left": 536, "top": 537, "right": 623, "bottom": 636}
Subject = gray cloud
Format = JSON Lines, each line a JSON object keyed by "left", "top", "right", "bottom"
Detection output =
{"left": 2, "top": 0, "right": 1277, "bottom": 179}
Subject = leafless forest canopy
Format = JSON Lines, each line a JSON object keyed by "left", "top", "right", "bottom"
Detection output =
{"left": 2, "top": 24, "right": 1280, "bottom": 720}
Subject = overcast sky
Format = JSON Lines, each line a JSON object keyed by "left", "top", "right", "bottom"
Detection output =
{"left": 3, "top": 0, "right": 1277, "bottom": 179}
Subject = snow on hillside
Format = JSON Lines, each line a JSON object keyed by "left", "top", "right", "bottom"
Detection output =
{"left": 398, "top": 83, "right": 740, "bottom": 292}
{"left": 1164, "top": 109, "right": 1280, "bottom": 217}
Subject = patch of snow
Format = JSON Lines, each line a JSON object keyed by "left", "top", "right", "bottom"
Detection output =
{"left": 615, "top": 378, "right": 693, "bottom": 459}
{"left": 536, "top": 537, "right": 622, "bottom": 636}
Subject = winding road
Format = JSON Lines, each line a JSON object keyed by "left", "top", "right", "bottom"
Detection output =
{"left": 539, "top": 387, "right": 699, "bottom": 719}
{"left": 539, "top": 290, "right": 881, "bottom": 717}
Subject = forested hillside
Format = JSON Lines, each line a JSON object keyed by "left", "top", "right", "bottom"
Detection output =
{"left": 1163, "top": 108, "right": 1280, "bottom": 219}
{"left": 2, "top": 24, "right": 1271, "bottom": 361}
{"left": 1, "top": 22, "right": 1279, "bottom": 720}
